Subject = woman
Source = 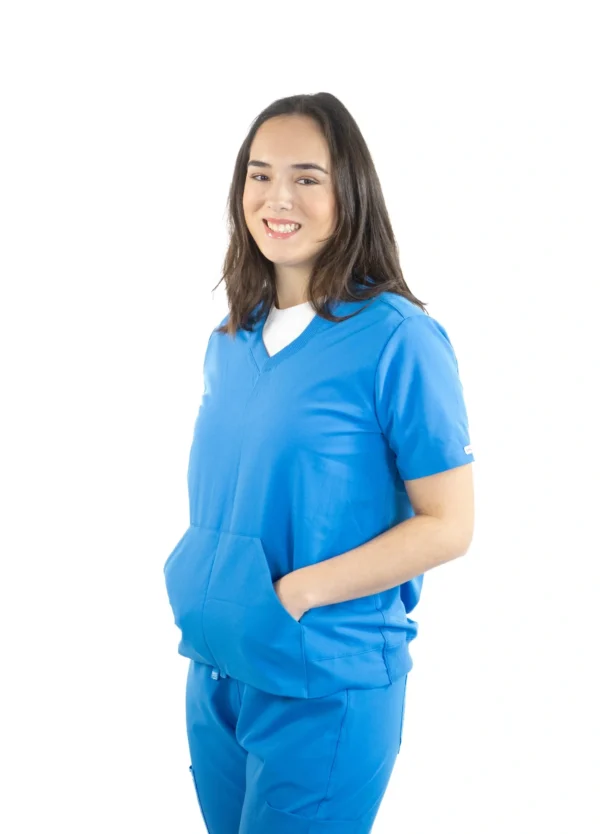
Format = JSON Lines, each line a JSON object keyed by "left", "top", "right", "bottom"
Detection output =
{"left": 164, "top": 92, "right": 475, "bottom": 833}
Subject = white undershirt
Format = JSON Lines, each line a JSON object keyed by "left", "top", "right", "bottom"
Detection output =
{"left": 262, "top": 300, "right": 317, "bottom": 357}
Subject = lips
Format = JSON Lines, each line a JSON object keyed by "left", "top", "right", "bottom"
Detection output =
{"left": 263, "top": 218, "right": 302, "bottom": 228}
{"left": 262, "top": 219, "right": 301, "bottom": 240}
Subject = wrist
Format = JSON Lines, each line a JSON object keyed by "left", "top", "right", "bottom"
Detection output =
{"left": 289, "top": 565, "right": 319, "bottom": 611}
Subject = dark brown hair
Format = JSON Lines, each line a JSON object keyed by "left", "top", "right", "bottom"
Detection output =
{"left": 213, "top": 92, "right": 428, "bottom": 337}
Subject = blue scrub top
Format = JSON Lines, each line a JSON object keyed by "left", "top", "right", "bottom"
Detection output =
{"left": 164, "top": 290, "right": 475, "bottom": 698}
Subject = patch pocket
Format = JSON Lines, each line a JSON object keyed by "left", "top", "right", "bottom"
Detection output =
{"left": 261, "top": 801, "right": 363, "bottom": 833}
{"left": 163, "top": 525, "right": 221, "bottom": 665}
{"left": 203, "top": 532, "right": 307, "bottom": 696}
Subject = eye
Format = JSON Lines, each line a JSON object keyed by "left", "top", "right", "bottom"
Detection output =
{"left": 248, "top": 174, "right": 318, "bottom": 186}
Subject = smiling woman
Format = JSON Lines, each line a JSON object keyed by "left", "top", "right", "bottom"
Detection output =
{"left": 207, "top": 92, "right": 427, "bottom": 323}
{"left": 163, "top": 91, "right": 475, "bottom": 834}
{"left": 241, "top": 115, "right": 339, "bottom": 293}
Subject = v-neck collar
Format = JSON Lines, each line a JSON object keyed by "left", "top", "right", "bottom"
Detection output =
{"left": 247, "top": 294, "right": 375, "bottom": 374}
{"left": 249, "top": 302, "right": 332, "bottom": 373}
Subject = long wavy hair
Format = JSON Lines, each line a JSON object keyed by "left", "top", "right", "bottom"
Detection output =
{"left": 213, "top": 92, "right": 428, "bottom": 337}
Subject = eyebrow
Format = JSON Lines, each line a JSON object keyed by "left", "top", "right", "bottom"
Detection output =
{"left": 247, "top": 159, "right": 329, "bottom": 175}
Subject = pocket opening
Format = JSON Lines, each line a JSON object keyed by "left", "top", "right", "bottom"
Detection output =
{"left": 202, "top": 531, "right": 307, "bottom": 694}
{"left": 264, "top": 799, "right": 363, "bottom": 832}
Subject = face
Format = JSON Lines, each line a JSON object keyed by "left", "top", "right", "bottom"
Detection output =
{"left": 242, "top": 115, "right": 337, "bottom": 288}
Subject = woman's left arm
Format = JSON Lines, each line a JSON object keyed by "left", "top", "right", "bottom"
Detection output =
{"left": 279, "top": 461, "right": 475, "bottom": 615}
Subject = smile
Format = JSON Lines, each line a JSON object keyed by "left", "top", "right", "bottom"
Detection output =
{"left": 262, "top": 219, "right": 301, "bottom": 239}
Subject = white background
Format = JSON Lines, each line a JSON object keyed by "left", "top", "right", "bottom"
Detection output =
{"left": 1, "top": 1, "right": 598, "bottom": 832}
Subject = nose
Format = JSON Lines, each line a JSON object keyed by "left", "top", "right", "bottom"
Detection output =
{"left": 265, "top": 177, "right": 293, "bottom": 209}
{"left": 267, "top": 199, "right": 293, "bottom": 215}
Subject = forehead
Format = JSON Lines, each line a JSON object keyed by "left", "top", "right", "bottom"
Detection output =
{"left": 250, "top": 116, "right": 330, "bottom": 164}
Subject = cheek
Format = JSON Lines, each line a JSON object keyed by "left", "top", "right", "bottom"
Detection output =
{"left": 242, "top": 200, "right": 255, "bottom": 228}
{"left": 242, "top": 191, "right": 261, "bottom": 219}
{"left": 316, "top": 200, "right": 336, "bottom": 229}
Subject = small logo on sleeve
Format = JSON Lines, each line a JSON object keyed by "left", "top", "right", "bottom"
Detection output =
{"left": 464, "top": 444, "right": 473, "bottom": 455}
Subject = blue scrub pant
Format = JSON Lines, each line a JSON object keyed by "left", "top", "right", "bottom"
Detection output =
{"left": 186, "top": 660, "right": 409, "bottom": 833}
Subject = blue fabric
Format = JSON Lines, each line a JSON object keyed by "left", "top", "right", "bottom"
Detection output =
{"left": 186, "top": 661, "right": 409, "bottom": 832}
{"left": 164, "top": 290, "right": 474, "bottom": 698}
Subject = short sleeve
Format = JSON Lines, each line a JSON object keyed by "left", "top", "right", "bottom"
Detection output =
{"left": 374, "top": 314, "right": 475, "bottom": 481}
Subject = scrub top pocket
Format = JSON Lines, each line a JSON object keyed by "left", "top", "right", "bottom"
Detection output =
{"left": 163, "top": 525, "right": 221, "bottom": 667}
{"left": 203, "top": 532, "right": 309, "bottom": 697}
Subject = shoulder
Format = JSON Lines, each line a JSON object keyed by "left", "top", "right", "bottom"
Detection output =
{"left": 365, "top": 294, "right": 460, "bottom": 379}
{"left": 358, "top": 292, "right": 434, "bottom": 346}
{"left": 370, "top": 293, "right": 456, "bottom": 342}
{"left": 370, "top": 291, "right": 429, "bottom": 325}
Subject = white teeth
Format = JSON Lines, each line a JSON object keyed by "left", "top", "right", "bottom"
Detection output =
{"left": 266, "top": 221, "right": 300, "bottom": 233}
